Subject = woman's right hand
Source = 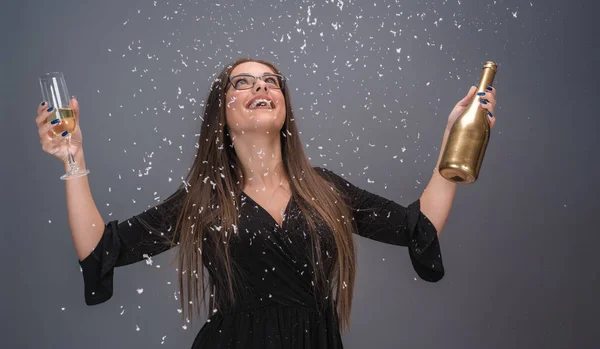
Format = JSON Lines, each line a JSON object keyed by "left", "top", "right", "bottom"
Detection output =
{"left": 35, "top": 97, "right": 83, "bottom": 163}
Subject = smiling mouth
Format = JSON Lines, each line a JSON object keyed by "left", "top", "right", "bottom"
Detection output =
{"left": 247, "top": 98, "right": 274, "bottom": 109}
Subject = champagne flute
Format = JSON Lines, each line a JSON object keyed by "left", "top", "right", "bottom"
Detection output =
{"left": 39, "top": 72, "right": 90, "bottom": 180}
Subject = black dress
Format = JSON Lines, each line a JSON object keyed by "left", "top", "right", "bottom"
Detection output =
{"left": 78, "top": 166, "right": 444, "bottom": 348}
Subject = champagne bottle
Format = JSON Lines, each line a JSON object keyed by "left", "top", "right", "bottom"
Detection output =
{"left": 438, "top": 61, "right": 498, "bottom": 184}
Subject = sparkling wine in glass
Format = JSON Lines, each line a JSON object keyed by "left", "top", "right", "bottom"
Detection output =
{"left": 39, "top": 72, "right": 90, "bottom": 180}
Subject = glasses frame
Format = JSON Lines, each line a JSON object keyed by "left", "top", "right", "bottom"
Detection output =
{"left": 227, "top": 73, "right": 286, "bottom": 91}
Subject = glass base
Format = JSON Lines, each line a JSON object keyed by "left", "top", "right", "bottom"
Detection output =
{"left": 61, "top": 168, "right": 90, "bottom": 180}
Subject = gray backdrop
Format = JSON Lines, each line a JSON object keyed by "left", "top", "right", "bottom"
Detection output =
{"left": 2, "top": 0, "right": 599, "bottom": 348}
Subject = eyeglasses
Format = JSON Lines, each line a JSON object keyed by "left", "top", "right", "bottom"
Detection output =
{"left": 228, "top": 73, "right": 286, "bottom": 90}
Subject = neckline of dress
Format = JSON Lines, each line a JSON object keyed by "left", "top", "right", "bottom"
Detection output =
{"left": 241, "top": 191, "right": 293, "bottom": 228}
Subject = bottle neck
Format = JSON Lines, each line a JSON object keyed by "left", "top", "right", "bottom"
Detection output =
{"left": 475, "top": 67, "right": 496, "bottom": 93}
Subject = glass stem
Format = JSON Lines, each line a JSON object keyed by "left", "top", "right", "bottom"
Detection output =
{"left": 66, "top": 134, "right": 77, "bottom": 170}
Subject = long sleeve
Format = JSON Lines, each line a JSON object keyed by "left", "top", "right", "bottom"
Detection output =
{"left": 314, "top": 167, "right": 444, "bottom": 282}
{"left": 78, "top": 187, "right": 186, "bottom": 305}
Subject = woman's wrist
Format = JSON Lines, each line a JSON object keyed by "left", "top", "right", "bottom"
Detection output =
{"left": 63, "top": 148, "right": 86, "bottom": 171}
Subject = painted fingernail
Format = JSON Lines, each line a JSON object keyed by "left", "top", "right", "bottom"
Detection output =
{"left": 47, "top": 106, "right": 54, "bottom": 112}
{"left": 41, "top": 101, "right": 46, "bottom": 106}
{"left": 61, "top": 131, "right": 69, "bottom": 137}
{"left": 486, "top": 86, "right": 493, "bottom": 91}
{"left": 479, "top": 99, "right": 488, "bottom": 105}
{"left": 477, "top": 92, "right": 486, "bottom": 96}
{"left": 51, "top": 119, "right": 60, "bottom": 125}
{"left": 487, "top": 111, "right": 493, "bottom": 117}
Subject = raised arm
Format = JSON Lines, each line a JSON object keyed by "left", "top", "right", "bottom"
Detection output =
{"left": 63, "top": 150, "right": 106, "bottom": 261}
{"left": 313, "top": 166, "right": 444, "bottom": 282}
{"left": 36, "top": 98, "right": 186, "bottom": 305}
{"left": 76, "top": 180, "right": 186, "bottom": 305}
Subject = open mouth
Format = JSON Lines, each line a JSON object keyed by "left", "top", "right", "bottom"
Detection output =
{"left": 246, "top": 98, "right": 274, "bottom": 109}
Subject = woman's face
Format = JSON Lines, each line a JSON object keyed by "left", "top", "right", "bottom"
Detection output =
{"left": 224, "top": 62, "right": 286, "bottom": 137}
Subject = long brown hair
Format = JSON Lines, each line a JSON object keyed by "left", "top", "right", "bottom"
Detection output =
{"left": 172, "top": 58, "right": 357, "bottom": 331}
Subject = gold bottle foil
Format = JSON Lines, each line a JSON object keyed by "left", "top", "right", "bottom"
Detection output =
{"left": 438, "top": 61, "right": 498, "bottom": 184}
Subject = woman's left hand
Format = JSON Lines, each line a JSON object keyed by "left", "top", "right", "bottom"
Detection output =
{"left": 446, "top": 85, "right": 497, "bottom": 130}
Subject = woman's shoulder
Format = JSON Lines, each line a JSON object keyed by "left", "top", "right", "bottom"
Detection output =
{"left": 312, "top": 166, "right": 351, "bottom": 188}
{"left": 156, "top": 185, "right": 188, "bottom": 211}
{"left": 312, "top": 166, "right": 335, "bottom": 180}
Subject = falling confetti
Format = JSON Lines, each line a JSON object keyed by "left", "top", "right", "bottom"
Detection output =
{"left": 81, "top": 0, "right": 542, "bottom": 338}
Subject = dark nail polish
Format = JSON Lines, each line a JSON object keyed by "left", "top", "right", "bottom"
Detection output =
{"left": 51, "top": 119, "right": 60, "bottom": 125}
{"left": 47, "top": 106, "right": 54, "bottom": 112}
{"left": 41, "top": 101, "right": 46, "bottom": 106}
{"left": 477, "top": 92, "right": 486, "bottom": 96}
{"left": 486, "top": 86, "right": 493, "bottom": 91}
{"left": 61, "top": 131, "right": 69, "bottom": 137}
{"left": 479, "top": 99, "right": 487, "bottom": 105}
{"left": 488, "top": 111, "right": 493, "bottom": 117}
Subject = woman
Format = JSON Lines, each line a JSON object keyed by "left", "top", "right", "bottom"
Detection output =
{"left": 35, "top": 58, "right": 497, "bottom": 348}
